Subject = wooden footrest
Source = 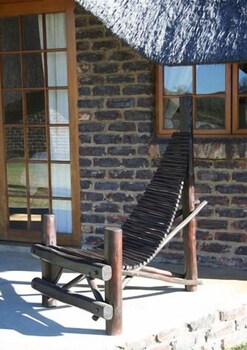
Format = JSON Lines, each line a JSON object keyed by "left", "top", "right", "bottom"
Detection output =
{"left": 32, "top": 277, "right": 113, "bottom": 320}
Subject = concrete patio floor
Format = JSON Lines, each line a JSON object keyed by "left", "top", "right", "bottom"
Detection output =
{"left": 0, "top": 246, "right": 246, "bottom": 350}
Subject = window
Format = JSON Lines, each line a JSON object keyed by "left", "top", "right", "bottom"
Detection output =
{"left": 155, "top": 63, "right": 247, "bottom": 136}
{"left": 0, "top": 0, "right": 80, "bottom": 246}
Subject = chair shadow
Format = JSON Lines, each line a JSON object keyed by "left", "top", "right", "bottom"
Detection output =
{"left": 0, "top": 278, "right": 105, "bottom": 336}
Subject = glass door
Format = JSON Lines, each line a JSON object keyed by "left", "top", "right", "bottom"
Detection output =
{"left": 0, "top": 6, "right": 80, "bottom": 245}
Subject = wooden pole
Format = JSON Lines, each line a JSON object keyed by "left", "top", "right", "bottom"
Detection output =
{"left": 41, "top": 214, "right": 61, "bottom": 306}
{"left": 104, "top": 227, "right": 123, "bottom": 335}
{"left": 181, "top": 97, "right": 198, "bottom": 292}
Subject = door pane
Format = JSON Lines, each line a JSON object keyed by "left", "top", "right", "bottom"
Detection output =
{"left": 46, "top": 13, "right": 66, "bottom": 49}
{"left": 23, "top": 53, "right": 44, "bottom": 88}
{"left": 47, "top": 52, "right": 67, "bottom": 86}
{"left": 51, "top": 163, "right": 71, "bottom": 197}
{"left": 30, "top": 198, "right": 49, "bottom": 230}
{"left": 7, "top": 162, "right": 26, "bottom": 196}
{"left": 50, "top": 127, "right": 70, "bottom": 160}
{"left": 52, "top": 199, "right": 72, "bottom": 234}
{"left": 196, "top": 65, "right": 225, "bottom": 94}
{"left": 195, "top": 97, "right": 225, "bottom": 129}
{"left": 28, "top": 127, "right": 47, "bottom": 159}
{"left": 0, "top": 17, "right": 20, "bottom": 51}
{"left": 9, "top": 197, "right": 28, "bottom": 230}
{"left": 2, "top": 54, "right": 21, "bottom": 88}
{"left": 29, "top": 163, "right": 49, "bottom": 196}
{"left": 49, "top": 90, "right": 69, "bottom": 124}
{"left": 26, "top": 91, "right": 46, "bottom": 124}
{"left": 5, "top": 127, "right": 24, "bottom": 160}
{"left": 22, "top": 15, "right": 43, "bottom": 50}
{"left": 3, "top": 91, "right": 23, "bottom": 124}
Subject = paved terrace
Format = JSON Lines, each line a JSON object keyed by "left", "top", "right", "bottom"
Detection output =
{"left": 0, "top": 245, "right": 246, "bottom": 350}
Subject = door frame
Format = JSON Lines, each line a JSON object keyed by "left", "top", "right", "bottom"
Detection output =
{"left": 0, "top": 0, "right": 81, "bottom": 246}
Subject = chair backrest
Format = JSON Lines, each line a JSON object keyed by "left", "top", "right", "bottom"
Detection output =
{"left": 121, "top": 132, "right": 191, "bottom": 270}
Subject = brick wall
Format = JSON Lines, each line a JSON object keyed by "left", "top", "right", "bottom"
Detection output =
{"left": 75, "top": 6, "right": 247, "bottom": 267}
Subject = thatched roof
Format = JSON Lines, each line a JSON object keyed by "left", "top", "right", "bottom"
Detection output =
{"left": 77, "top": 0, "right": 247, "bottom": 65}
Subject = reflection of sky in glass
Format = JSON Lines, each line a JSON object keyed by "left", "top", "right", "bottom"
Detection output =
{"left": 196, "top": 65, "right": 225, "bottom": 94}
{"left": 165, "top": 66, "right": 192, "bottom": 94}
{"left": 239, "top": 65, "right": 247, "bottom": 92}
{"left": 164, "top": 64, "right": 225, "bottom": 95}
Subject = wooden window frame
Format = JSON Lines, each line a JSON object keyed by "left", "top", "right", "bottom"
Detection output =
{"left": 0, "top": 0, "right": 81, "bottom": 246}
{"left": 155, "top": 63, "right": 247, "bottom": 137}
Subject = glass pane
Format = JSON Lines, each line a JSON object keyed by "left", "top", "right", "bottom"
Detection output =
{"left": 47, "top": 52, "right": 67, "bottom": 86}
{"left": 29, "top": 163, "right": 48, "bottom": 196}
{"left": 195, "top": 97, "right": 225, "bottom": 129}
{"left": 28, "top": 127, "right": 47, "bottom": 159}
{"left": 0, "top": 17, "right": 20, "bottom": 51}
{"left": 239, "top": 98, "right": 247, "bottom": 129}
{"left": 26, "top": 91, "right": 45, "bottom": 124}
{"left": 22, "top": 15, "right": 43, "bottom": 50}
{"left": 3, "top": 91, "right": 23, "bottom": 124}
{"left": 2, "top": 54, "right": 21, "bottom": 88}
{"left": 52, "top": 199, "right": 72, "bottom": 234}
{"left": 9, "top": 197, "right": 27, "bottom": 230}
{"left": 196, "top": 64, "right": 225, "bottom": 94}
{"left": 7, "top": 162, "right": 26, "bottom": 196}
{"left": 164, "top": 98, "right": 181, "bottom": 129}
{"left": 5, "top": 127, "right": 24, "bottom": 160}
{"left": 46, "top": 13, "right": 66, "bottom": 49}
{"left": 30, "top": 198, "right": 49, "bottom": 231}
{"left": 49, "top": 90, "right": 69, "bottom": 124}
{"left": 23, "top": 53, "right": 44, "bottom": 88}
{"left": 238, "top": 64, "right": 247, "bottom": 93}
{"left": 50, "top": 127, "right": 70, "bottom": 160}
{"left": 164, "top": 66, "right": 192, "bottom": 95}
{"left": 51, "top": 163, "right": 71, "bottom": 197}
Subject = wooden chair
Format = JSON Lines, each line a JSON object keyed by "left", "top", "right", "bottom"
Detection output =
{"left": 31, "top": 131, "right": 207, "bottom": 335}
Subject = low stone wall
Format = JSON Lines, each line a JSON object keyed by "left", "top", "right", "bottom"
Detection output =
{"left": 117, "top": 304, "right": 247, "bottom": 350}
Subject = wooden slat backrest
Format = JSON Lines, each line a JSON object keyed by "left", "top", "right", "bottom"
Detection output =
{"left": 121, "top": 132, "right": 190, "bottom": 270}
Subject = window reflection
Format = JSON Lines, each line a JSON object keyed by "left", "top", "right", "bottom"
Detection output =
{"left": 164, "top": 66, "right": 192, "bottom": 95}
{"left": 7, "top": 162, "right": 26, "bottom": 196}
{"left": 238, "top": 64, "right": 247, "bottom": 93}
{"left": 9, "top": 197, "right": 28, "bottom": 230}
{"left": 51, "top": 163, "right": 71, "bottom": 197}
{"left": 195, "top": 97, "right": 225, "bottom": 129}
{"left": 28, "top": 127, "right": 47, "bottom": 159}
{"left": 49, "top": 90, "right": 69, "bottom": 124}
{"left": 5, "top": 127, "right": 24, "bottom": 160}
{"left": 50, "top": 127, "right": 70, "bottom": 160}
{"left": 29, "top": 163, "right": 49, "bottom": 196}
{"left": 196, "top": 65, "right": 225, "bottom": 94}
{"left": 52, "top": 199, "right": 72, "bottom": 234}
{"left": 30, "top": 198, "right": 49, "bottom": 231}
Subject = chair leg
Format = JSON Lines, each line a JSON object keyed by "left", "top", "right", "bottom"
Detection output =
{"left": 41, "top": 213, "right": 61, "bottom": 306}
{"left": 104, "top": 227, "right": 123, "bottom": 335}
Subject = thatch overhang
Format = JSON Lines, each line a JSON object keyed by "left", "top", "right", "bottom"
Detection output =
{"left": 77, "top": 0, "right": 247, "bottom": 65}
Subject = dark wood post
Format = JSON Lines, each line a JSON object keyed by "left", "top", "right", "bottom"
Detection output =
{"left": 104, "top": 227, "right": 123, "bottom": 335}
{"left": 180, "top": 97, "right": 198, "bottom": 292}
{"left": 41, "top": 214, "right": 60, "bottom": 306}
